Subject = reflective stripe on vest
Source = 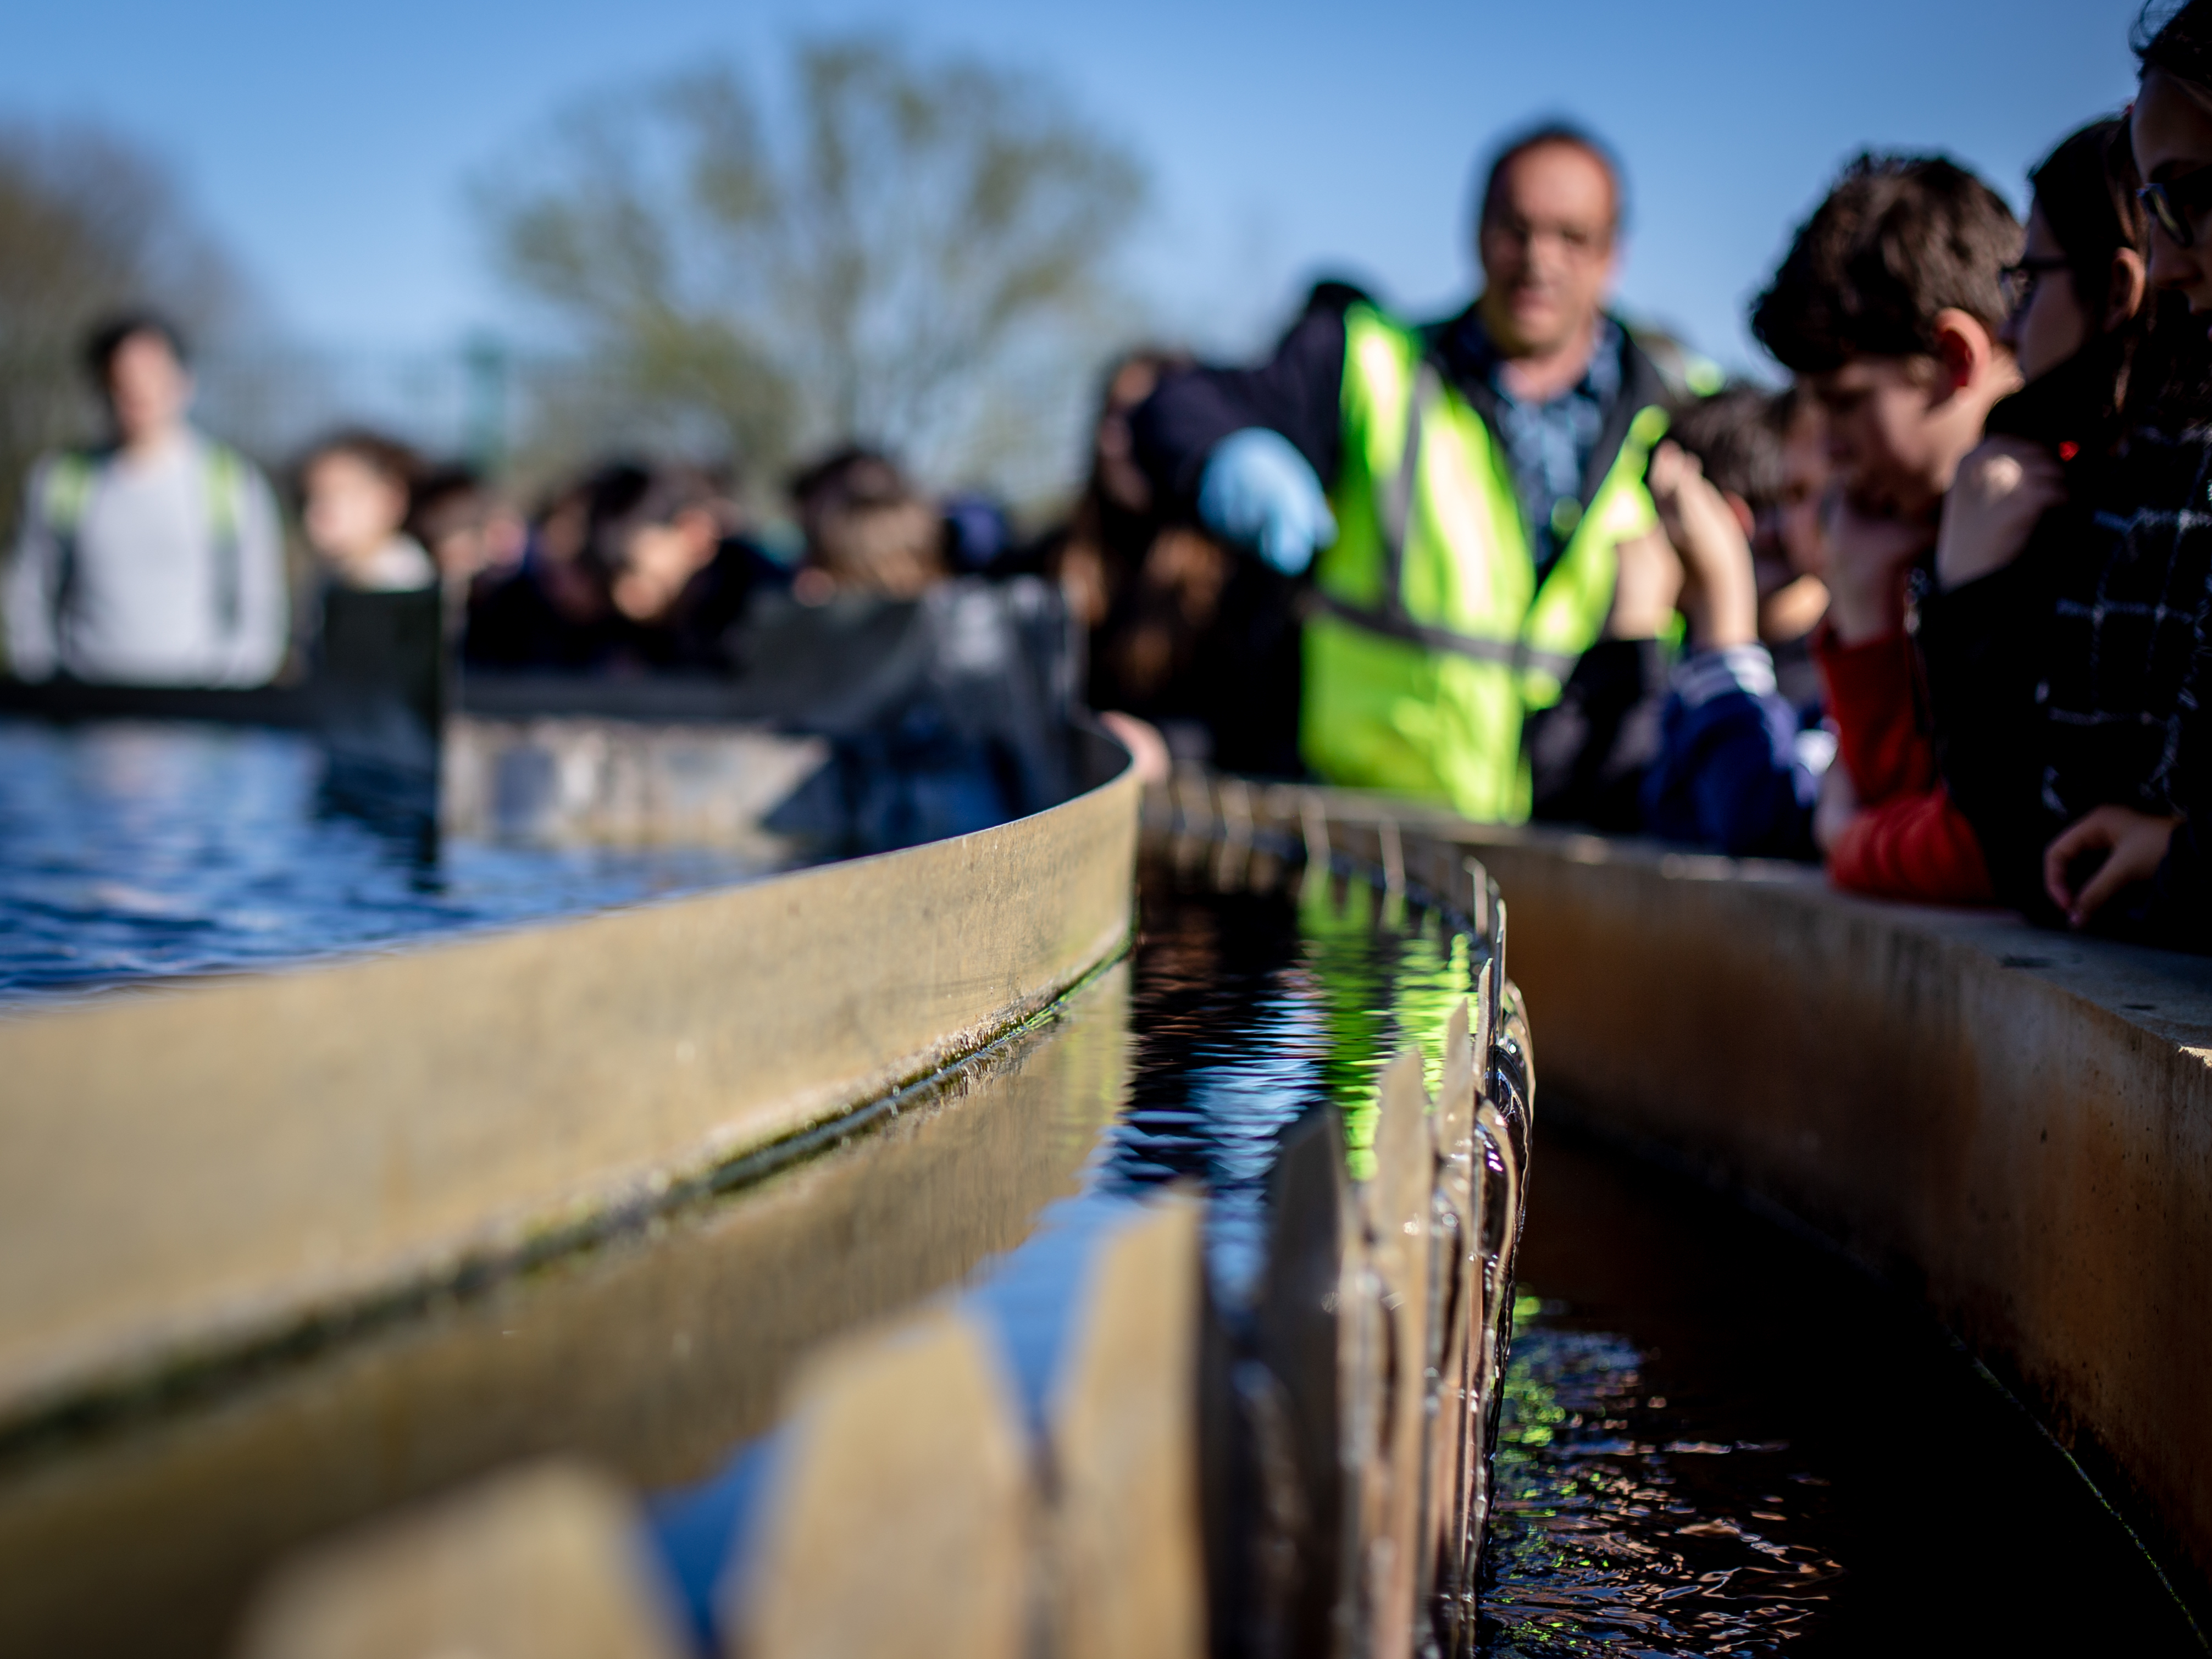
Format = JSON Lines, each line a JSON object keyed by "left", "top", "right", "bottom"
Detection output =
{"left": 1300, "top": 304, "right": 1665, "bottom": 822}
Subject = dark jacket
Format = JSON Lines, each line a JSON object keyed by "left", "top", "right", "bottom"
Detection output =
{"left": 1921, "top": 404, "right": 2212, "bottom": 945}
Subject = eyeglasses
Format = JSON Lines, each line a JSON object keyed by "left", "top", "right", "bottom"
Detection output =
{"left": 2000, "top": 256, "right": 2073, "bottom": 314}
{"left": 2139, "top": 164, "right": 2212, "bottom": 249}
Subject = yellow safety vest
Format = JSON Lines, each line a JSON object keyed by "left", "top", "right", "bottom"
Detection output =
{"left": 1301, "top": 304, "right": 1667, "bottom": 821}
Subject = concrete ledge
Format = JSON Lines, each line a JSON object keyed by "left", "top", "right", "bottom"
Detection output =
{"left": 1402, "top": 823, "right": 2212, "bottom": 1588}
{"left": 0, "top": 752, "right": 1138, "bottom": 1438}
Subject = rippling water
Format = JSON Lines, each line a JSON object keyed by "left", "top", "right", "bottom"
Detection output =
{"left": 0, "top": 719, "right": 782, "bottom": 1001}
{"left": 1116, "top": 875, "right": 2200, "bottom": 1657}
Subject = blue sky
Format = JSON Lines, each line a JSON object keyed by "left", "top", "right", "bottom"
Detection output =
{"left": 3, "top": 0, "right": 2149, "bottom": 373}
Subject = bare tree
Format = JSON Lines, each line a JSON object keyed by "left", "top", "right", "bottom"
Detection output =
{"left": 0, "top": 122, "right": 241, "bottom": 535}
{"left": 479, "top": 34, "right": 1146, "bottom": 497}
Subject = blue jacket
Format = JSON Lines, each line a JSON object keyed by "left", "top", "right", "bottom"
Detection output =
{"left": 1643, "top": 643, "right": 1825, "bottom": 859}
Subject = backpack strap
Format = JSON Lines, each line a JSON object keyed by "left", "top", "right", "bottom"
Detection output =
{"left": 42, "top": 452, "right": 99, "bottom": 655}
{"left": 203, "top": 442, "right": 243, "bottom": 639}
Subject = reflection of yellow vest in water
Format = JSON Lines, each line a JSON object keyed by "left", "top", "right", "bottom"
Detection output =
{"left": 1301, "top": 304, "right": 1668, "bottom": 822}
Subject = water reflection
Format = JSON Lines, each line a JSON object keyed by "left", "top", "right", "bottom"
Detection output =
{"left": 1097, "top": 868, "right": 1474, "bottom": 1301}
{"left": 0, "top": 718, "right": 781, "bottom": 1000}
{"left": 1107, "top": 879, "right": 2199, "bottom": 1656}
{"left": 1482, "top": 1303, "right": 1840, "bottom": 1654}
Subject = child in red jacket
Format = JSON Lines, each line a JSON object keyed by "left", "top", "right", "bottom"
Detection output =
{"left": 1749, "top": 154, "right": 2023, "bottom": 903}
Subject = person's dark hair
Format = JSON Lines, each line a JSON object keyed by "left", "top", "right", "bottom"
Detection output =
{"left": 1750, "top": 153, "right": 2021, "bottom": 374}
{"left": 1299, "top": 276, "right": 1377, "bottom": 318}
{"left": 2138, "top": 2, "right": 2212, "bottom": 87}
{"left": 408, "top": 461, "right": 483, "bottom": 519}
{"left": 584, "top": 460, "right": 728, "bottom": 569}
{"left": 82, "top": 310, "right": 190, "bottom": 382}
{"left": 1476, "top": 120, "right": 1627, "bottom": 235}
{"left": 297, "top": 428, "right": 422, "bottom": 502}
{"left": 1666, "top": 384, "right": 1788, "bottom": 512}
{"left": 2032, "top": 118, "right": 2148, "bottom": 323}
{"left": 786, "top": 445, "right": 908, "bottom": 517}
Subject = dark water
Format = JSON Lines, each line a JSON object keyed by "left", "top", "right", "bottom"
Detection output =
{"left": 1488, "top": 1131, "right": 2204, "bottom": 1655}
{"left": 1121, "top": 876, "right": 2203, "bottom": 1656}
{"left": 660, "top": 869, "right": 2200, "bottom": 1652}
{"left": 0, "top": 719, "right": 781, "bottom": 1001}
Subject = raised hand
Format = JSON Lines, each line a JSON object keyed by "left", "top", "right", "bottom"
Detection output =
{"left": 1934, "top": 436, "right": 2067, "bottom": 591}
{"left": 1822, "top": 490, "right": 1935, "bottom": 645}
{"left": 1646, "top": 440, "right": 1756, "bottom": 650}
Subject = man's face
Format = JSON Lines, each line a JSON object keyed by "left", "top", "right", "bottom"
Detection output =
{"left": 1477, "top": 143, "right": 1619, "bottom": 357}
{"left": 1808, "top": 357, "right": 1962, "bottom": 520}
{"left": 103, "top": 331, "right": 192, "bottom": 448}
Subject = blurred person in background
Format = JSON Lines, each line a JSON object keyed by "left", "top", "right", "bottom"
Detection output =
{"left": 463, "top": 469, "right": 617, "bottom": 670}
{"left": 1636, "top": 389, "right": 1832, "bottom": 857}
{"left": 1131, "top": 125, "right": 1679, "bottom": 821}
{"left": 409, "top": 463, "right": 527, "bottom": 603}
{"left": 1760, "top": 387, "right": 1833, "bottom": 703}
{"left": 5, "top": 312, "right": 286, "bottom": 686}
{"left": 297, "top": 430, "right": 434, "bottom": 592}
{"left": 788, "top": 446, "right": 947, "bottom": 602}
{"left": 589, "top": 462, "right": 785, "bottom": 669}
{"left": 1750, "top": 153, "right": 2023, "bottom": 902}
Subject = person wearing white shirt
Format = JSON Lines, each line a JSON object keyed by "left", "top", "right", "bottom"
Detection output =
{"left": 5, "top": 314, "right": 287, "bottom": 686}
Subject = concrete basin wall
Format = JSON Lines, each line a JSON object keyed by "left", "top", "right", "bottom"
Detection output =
{"left": 1383, "top": 820, "right": 2212, "bottom": 1590}
{"left": 0, "top": 740, "right": 1138, "bottom": 1445}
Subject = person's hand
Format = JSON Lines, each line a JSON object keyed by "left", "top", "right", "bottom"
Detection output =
{"left": 1196, "top": 429, "right": 1337, "bottom": 576}
{"left": 2043, "top": 804, "right": 2182, "bottom": 928}
{"left": 1604, "top": 525, "right": 1684, "bottom": 639}
{"left": 1097, "top": 709, "right": 1172, "bottom": 787}
{"left": 1935, "top": 436, "right": 2066, "bottom": 591}
{"left": 1646, "top": 440, "right": 1757, "bottom": 649}
{"left": 1814, "top": 754, "right": 1859, "bottom": 854}
{"left": 1822, "top": 491, "right": 1933, "bottom": 645}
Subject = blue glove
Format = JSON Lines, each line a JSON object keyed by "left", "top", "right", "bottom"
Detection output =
{"left": 1197, "top": 428, "right": 1337, "bottom": 576}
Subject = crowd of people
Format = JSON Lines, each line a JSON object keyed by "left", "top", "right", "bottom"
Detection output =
{"left": 1085, "top": 1, "right": 2212, "bottom": 953}
{"left": 0, "top": 315, "right": 1017, "bottom": 685}
{"left": 12, "top": 1, "right": 2212, "bottom": 950}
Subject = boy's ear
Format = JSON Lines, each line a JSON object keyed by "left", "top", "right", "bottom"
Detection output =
{"left": 1723, "top": 491, "right": 1756, "bottom": 541}
{"left": 1930, "top": 307, "right": 2002, "bottom": 398}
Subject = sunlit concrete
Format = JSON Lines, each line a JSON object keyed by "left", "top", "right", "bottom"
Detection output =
{"left": 0, "top": 746, "right": 1136, "bottom": 1448}
{"left": 1385, "top": 818, "right": 2212, "bottom": 1593}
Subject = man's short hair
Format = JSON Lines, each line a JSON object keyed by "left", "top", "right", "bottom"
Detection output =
{"left": 1750, "top": 154, "right": 2020, "bottom": 375}
{"left": 1476, "top": 120, "right": 1627, "bottom": 234}
{"left": 82, "top": 311, "right": 189, "bottom": 382}
{"left": 1666, "top": 384, "right": 1790, "bottom": 513}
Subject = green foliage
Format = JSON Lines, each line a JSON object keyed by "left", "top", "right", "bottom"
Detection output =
{"left": 478, "top": 33, "right": 1146, "bottom": 497}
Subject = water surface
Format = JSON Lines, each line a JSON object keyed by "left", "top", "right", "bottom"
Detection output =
{"left": 0, "top": 719, "right": 780, "bottom": 1001}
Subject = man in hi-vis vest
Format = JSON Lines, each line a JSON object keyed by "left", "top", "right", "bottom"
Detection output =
{"left": 1134, "top": 124, "right": 1684, "bottom": 822}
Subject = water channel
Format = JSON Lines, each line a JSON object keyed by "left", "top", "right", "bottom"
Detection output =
{"left": 0, "top": 723, "right": 2199, "bottom": 1654}
{"left": 648, "top": 867, "right": 2201, "bottom": 1654}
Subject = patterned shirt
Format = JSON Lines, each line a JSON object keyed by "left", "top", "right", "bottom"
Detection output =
{"left": 1451, "top": 312, "right": 1624, "bottom": 580}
